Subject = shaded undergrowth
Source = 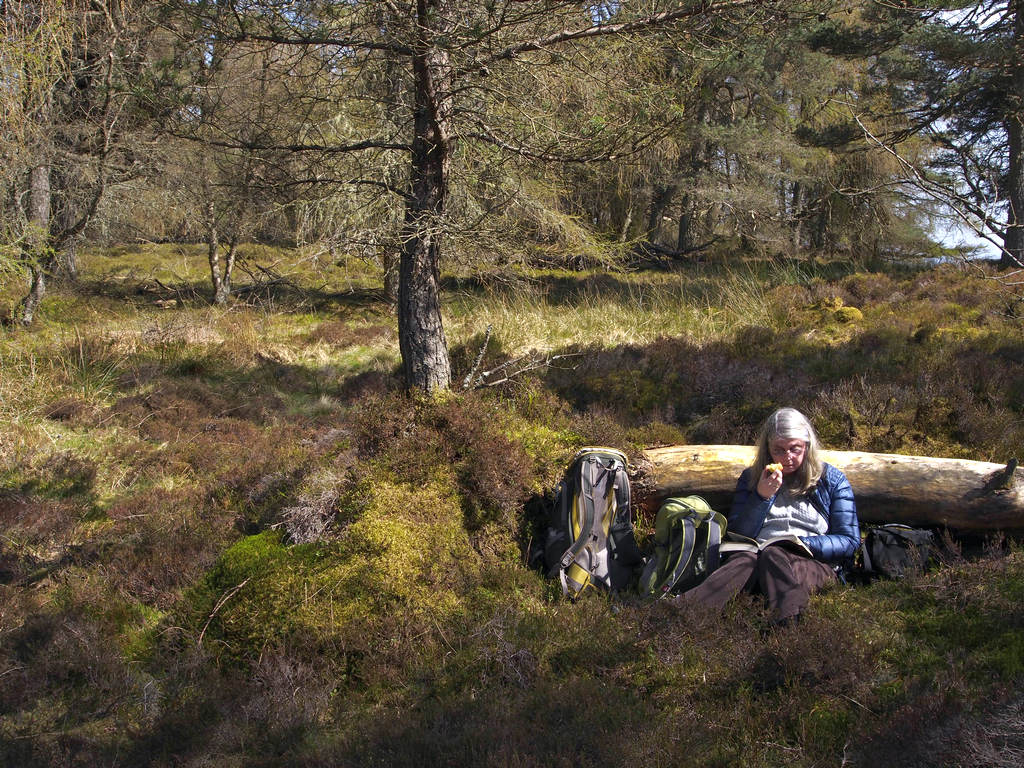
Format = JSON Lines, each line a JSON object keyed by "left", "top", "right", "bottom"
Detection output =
{"left": 1, "top": 247, "right": 1023, "bottom": 766}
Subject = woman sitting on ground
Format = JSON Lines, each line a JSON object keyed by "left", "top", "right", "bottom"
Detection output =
{"left": 682, "top": 407, "right": 860, "bottom": 625}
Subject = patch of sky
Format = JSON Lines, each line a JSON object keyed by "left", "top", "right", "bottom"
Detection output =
{"left": 934, "top": 216, "right": 1002, "bottom": 260}
{"left": 588, "top": 2, "right": 620, "bottom": 25}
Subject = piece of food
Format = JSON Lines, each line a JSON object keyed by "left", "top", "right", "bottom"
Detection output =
{"left": 766, "top": 463, "right": 783, "bottom": 473}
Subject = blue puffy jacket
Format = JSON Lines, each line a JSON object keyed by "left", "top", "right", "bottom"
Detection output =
{"left": 729, "top": 462, "right": 860, "bottom": 564}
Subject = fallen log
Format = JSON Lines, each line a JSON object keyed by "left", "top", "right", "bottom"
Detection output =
{"left": 636, "top": 445, "right": 1024, "bottom": 533}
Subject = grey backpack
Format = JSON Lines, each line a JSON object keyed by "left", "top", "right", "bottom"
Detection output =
{"left": 543, "top": 447, "right": 644, "bottom": 598}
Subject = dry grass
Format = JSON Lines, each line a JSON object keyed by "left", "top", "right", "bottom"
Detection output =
{"left": 444, "top": 264, "right": 803, "bottom": 359}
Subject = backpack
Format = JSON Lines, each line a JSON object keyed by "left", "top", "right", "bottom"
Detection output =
{"left": 860, "top": 524, "right": 936, "bottom": 580}
{"left": 639, "top": 495, "right": 727, "bottom": 598}
{"left": 543, "top": 447, "right": 644, "bottom": 598}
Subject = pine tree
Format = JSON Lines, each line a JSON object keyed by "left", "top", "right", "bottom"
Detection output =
{"left": 832, "top": 1, "right": 1024, "bottom": 268}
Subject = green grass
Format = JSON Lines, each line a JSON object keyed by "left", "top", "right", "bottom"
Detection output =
{"left": 2, "top": 243, "right": 1023, "bottom": 767}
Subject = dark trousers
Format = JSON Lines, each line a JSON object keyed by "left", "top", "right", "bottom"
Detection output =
{"left": 682, "top": 546, "right": 836, "bottom": 622}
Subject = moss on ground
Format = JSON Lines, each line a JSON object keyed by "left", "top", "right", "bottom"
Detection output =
{"left": 182, "top": 478, "right": 487, "bottom": 669}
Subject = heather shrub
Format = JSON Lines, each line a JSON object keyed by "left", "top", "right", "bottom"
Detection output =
{"left": 628, "top": 420, "right": 688, "bottom": 449}
{"left": 335, "top": 368, "right": 399, "bottom": 401}
{"left": 243, "top": 650, "right": 337, "bottom": 731}
{"left": 307, "top": 319, "right": 391, "bottom": 348}
{"left": 847, "top": 549, "right": 1024, "bottom": 766}
{"left": 839, "top": 270, "right": 896, "bottom": 303}
{"left": 541, "top": 336, "right": 802, "bottom": 445}
{"left": 41, "top": 395, "right": 98, "bottom": 424}
{"left": 0, "top": 579, "right": 156, "bottom": 765}
{"left": 351, "top": 391, "right": 539, "bottom": 540}
{"left": 32, "top": 451, "right": 99, "bottom": 501}
{"left": 103, "top": 486, "right": 230, "bottom": 606}
{"left": 432, "top": 395, "right": 535, "bottom": 532}
{"left": 569, "top": 405, "right": 633, "bottom": 452}
{"left": 351, "top": 391, "right": 421, "bottom": 458}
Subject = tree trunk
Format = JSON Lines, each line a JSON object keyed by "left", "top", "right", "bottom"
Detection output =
{"left": 57, "top": 242, "right": 79, "bottom": 282}
{"left": 398, "top": 0, "right": 453, "bottom": 392}
{"left": 206, "top": 195, "right": 227, "bottom": 306}
{"left": 203, "top": 167, "right": 230, "bottom": 306}
{"left": 1003, "top": 0, "right": 1024, "bottom": 269}
{"left": 704, "top": 200, "right": 719, "bottom": 241}
{"left": 677, "top": 193, "right": 699, "bottom": 252}
{"left": 222, "top": 234, "right": 238, "bottom": 302}
{"left": 19, "top": 163, "right": 52, "bottom": 325}
{"left": 636, "top": 445, "right": 1024, "bottom": 533}
{"left": 676, "top": 130, "right": 711, "bottom": 253}
{"left": 645, "top": 183, "right": 677, "bottom": 245}
{"left": 53, "top": 185, "right": 80, "bottom": 282}
{"left": 383, "top": 253, "right": 401, "bottom": 305}
{"left": 20, "top": 265, "right": 47, "bottom": 326}
{"left": 790, "top": 181, "right": 803, "bottom": 248}
{"left": 811, "top": 193, "right": 830, "bottom": 251}
{"left": 618, "top": 206, "right": 633, "bottom": 243}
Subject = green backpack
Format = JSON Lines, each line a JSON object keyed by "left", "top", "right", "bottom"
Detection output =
{"left": 639, "top": 495, "right": 726, "bottom": 598}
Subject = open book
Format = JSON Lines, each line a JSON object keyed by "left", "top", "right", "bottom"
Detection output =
{"left": 720, "top": 532, "right": 813, "bottom": 557}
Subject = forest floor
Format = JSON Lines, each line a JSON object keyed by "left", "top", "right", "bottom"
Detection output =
{"left": 2, "top": 244, "right": 1023, "bottom": 767}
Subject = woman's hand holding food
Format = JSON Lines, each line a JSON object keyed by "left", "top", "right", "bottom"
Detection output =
{"left": 758, "top": 463, "right": 784, "bottom": 499}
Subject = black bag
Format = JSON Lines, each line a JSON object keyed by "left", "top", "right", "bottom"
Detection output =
{"left": 543, "top": 447, "right": 644, "bottom": 598}
{"left": 861, "top": 524, "right": 935, "bottom": 579}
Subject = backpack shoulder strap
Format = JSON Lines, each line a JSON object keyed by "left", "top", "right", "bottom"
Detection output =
{"left": 557, "top": 456, "right": 612, "bottom": 569}
{"left": 705, "top": 510, "right": 726, "bottom": 573}
{"left": 662, "top": 520, "right": 697, "bottom": 595}
{"left": 557, "top": 456, "right": 618, "bottom": 597}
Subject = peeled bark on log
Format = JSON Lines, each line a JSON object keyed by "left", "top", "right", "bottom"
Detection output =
{"left": 637, "top": 445, "right": 1024, "bottom": 533}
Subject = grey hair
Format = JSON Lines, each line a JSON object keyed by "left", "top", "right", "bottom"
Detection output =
{"left": 748, "top": 407, "right": 823, "bottom": 494}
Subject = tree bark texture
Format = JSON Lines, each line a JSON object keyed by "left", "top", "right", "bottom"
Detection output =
{"left": 1004, "top": 0, "right": 1024, "bottom": 269}
{"left": 206, "top": 191, "right": 226, "bottom": 305}
{"left": 56, "top": 241, "right": 79, "bottom": 282}
{"left": 21, "top": 265, "right": 47, "bottom": 326}
{"left": 223, "top": 235, "right": 237, "bottom": 302}
{"left": 20, "top": 164, "right": 52, "bottom": 325}
{"left": 676, "top": 130, "right": 709, "bottom": 252}
{"left": 645, "top": 183, "right": 678, "bottom": 244}
{"left": 398, "top": 0, "right": 453, "bottom": 392}
{"left": 637, "top": 444, "right": 1024, "bottom": 533}
{"left": 677, "top": 192, "right": 700, "bottom": 252}
{"left": 203, "top": 164, "right": 239, "bottom": 306}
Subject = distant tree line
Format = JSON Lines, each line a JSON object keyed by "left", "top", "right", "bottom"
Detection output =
{"left": 2, "top": 1, "right": 1021, "bottom": 390}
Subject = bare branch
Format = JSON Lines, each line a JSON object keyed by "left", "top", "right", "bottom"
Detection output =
{"left": 478, "top": 0, "right": 765, "bottom": 68}
{"left": 474, "top": 351, "right": 581, "bottom": 389}
{"left": 168, "top": 132, "right": 411, "bottom": 156}
{"left": 846, "top": 105, "right": 1019, "bottom": 270}
{"left": 197, "top": 577, "right": 251, "bottom": 647}
{"left": 461, "top": 323, "right": 492, "bottom": 390}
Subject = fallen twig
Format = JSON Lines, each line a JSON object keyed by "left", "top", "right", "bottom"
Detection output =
{"left": 461, "top": 324, "right": 493, "bottom": 390}
{"left": 234, "top": 260, "right": 306, "bottom": 303}
{"left": 197, "top": 577, "right": 251, "bottom": 647}
{"left": 474, "top": 351, "right": 581, "bottom": 389}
